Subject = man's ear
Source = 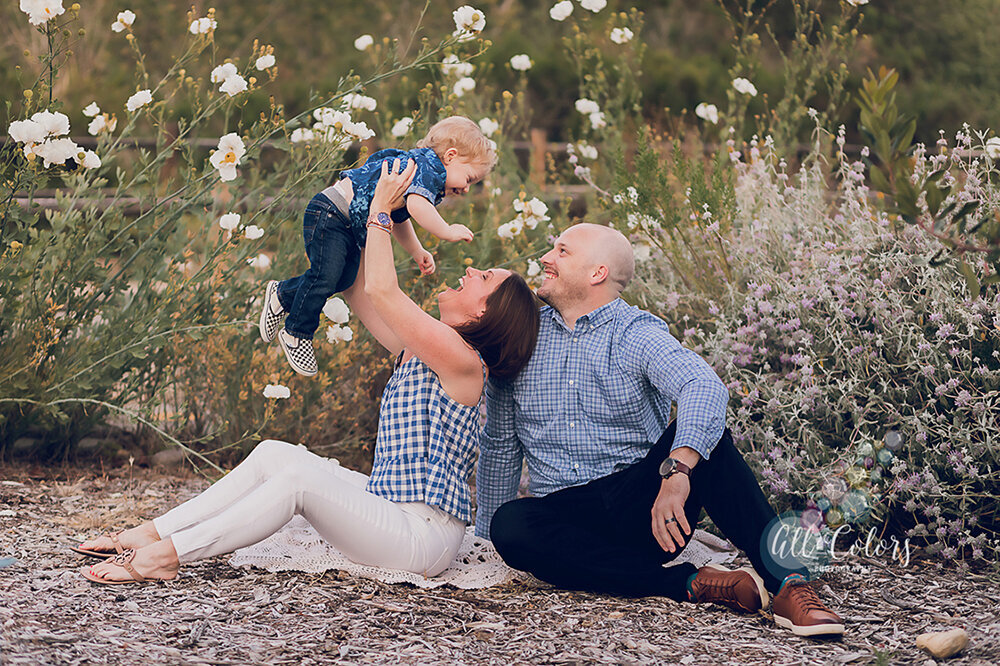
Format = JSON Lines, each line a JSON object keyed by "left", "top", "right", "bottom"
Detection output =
{"left": 590, "top": 264, "right": 610, "bottom": 286}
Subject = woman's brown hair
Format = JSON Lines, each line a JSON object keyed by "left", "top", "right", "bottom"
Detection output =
{"left": 454, "top": 272, "right": 539, "bottom": 380}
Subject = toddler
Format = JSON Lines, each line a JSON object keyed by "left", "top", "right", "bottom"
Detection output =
{"left": 259, "top": 116, "right": 496, "bottom": 376}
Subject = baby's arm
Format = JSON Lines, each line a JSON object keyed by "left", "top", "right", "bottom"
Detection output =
{"left": 407, "top": 194, "right": 473, "bottom": 242}
{"left": 392, "top": 219, "right": 435, "bottom": 275}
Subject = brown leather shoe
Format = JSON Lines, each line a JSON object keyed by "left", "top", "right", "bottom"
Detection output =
{"left": 689, "top": 564, "right": 768, "bottom": 613}
{"left": 772, "top": 580, "right": 845, "bottom": 636}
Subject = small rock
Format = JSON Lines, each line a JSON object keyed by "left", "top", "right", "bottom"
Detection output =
{"left": 151, "top": 448, "right": 186, "bottom": 468}
{"left": 77, "top": 437, "right": 106, "bottom": 451}
{"left": 916, "top": 628, "right": 969, "bottom": 659}
{"left": 11, "top": 437, "right": 41, "bottom": 453}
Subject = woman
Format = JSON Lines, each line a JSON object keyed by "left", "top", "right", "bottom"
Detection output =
{"left": 78, "top": 159, "right": 539, "bottom": 584}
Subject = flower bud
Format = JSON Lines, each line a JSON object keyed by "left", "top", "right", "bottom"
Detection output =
{"left": 23, "top": 90, "right": 33, "bottom": 99}
{"left": 78, "top": 28, "right": 85, "bottom": 36}
{"left": 71, "top": 2, "right": 80, "bottom": 10}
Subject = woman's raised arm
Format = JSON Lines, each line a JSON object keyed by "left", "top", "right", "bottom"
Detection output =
{"left": 363, "top": 160, "right": 483, "bottom": 404}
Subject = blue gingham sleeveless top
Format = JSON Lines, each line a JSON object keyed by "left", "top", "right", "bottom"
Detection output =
{"left": 366, "top": 353, "right": 485, "bottom": 522}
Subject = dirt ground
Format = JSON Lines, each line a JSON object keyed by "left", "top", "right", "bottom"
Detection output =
{"left": 1, "top": 463, "right": 998, "bottom": 665}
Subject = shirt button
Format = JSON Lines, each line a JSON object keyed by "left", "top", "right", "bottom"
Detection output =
{"left": 573, "top": 463, "right": 579, "bottom": 469}
{"left": 569, "top": 422, "right": 575, "bottom": 428}
{"left": 568, "top": 380, "right": 574, "bottom": 386}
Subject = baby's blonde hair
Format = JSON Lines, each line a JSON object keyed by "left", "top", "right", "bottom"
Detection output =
{"left": 417, "top": 116, "right": 497, "bottom": 170}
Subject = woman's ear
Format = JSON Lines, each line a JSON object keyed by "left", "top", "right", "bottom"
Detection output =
{"left": 443, "top": 147, "right": 459, "bottom": 164}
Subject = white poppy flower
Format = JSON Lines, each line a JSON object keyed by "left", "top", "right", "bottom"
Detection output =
{"left": 88, "top": 115, "right": 107, "bottom": 135}
{"left": 326, "top": 324, "right": 354, "bottom": 343}
{"left": 219, "top": 74, "right": 248, "bottom": 97}
{"left": 290, "top": 127, "right": 314, "bottom": 143}
{"left": 695, "top": 102, "right": 719, "bottom": 124}
{"left": 581, "top": 0, "right": 606, "bottom": 12}
{"left": 218, "top": 213, "right": 241, "bottom": 230}
{"left": 510, "top": 54, "right": 532, "bottom": 71}
{"left": 83, "top": 102, "right": 100, "bottom": 117}
{"left": 244, "top": 225, "right": 264, "bottom": 240}
{"left": 33, "top": 137, "right": 82, "bottom": 168}
{"left": 344, "top": 93, "right": 377, "bottom": 112}
{"left": 126, "top": 89, "right": 152, "bottom": 112}
{"left": 846, "top": 0, "right": 868, "bottom": 5}
{"left": 453, "top": 77, "right": 476, "bottom": 97}
{"left": 8, "top": 119, "right": 46, "bottom": 144}
{"left": 211, "top": 63, "right": 238, "bottom": 83}
{"left": 576, "top": 142, "right": 598, "bottom": 160}
{"left": 441, "top": 55, "right": 474, "bottom": 77}
{"left": 391, "top": 117, "right": 414, "bottom": 138}
{"left": 255, "top": 54, "right": 275, "bottom": 70}
{"left": 20, "top": 0, "right": 64, "bottom": 26}
{"left": 497, "top": 218, "right": 524, "bottom": 239}
{"left": 610, "top": 27, "right": 633, "bottom": 44}
{"left": 589, "top": 111, "right": 607, "bottom": 130}
{"left": 575, "top": 98, "right": 600, "bottom": 115}
{"left": 985, "top": 137, "right": 1000, "bottom": 159}
{"left": 478, "top": 118, "right": 499, "bottom": 137}
{"left": 30, "top": 110, "right": 70, "bottom": 137}
{"left": 81, "top": 150, "right": 101, "bottom": 169}
{"left": 189, "top": 17, "right": 216, "bottom": 34}
{"left": 111, "top": 9, "right": 135, "bottom": 32}
{"left": 247, "top": 253, "right": 271, "bottom": 269}
{"left": 527, "top": 260, "right": 541, "bottom": 277}
{"left": 210, "top": 133, "right": 245, "bottom": 182}
{"left": 322, "top": 296, "right": 350, "bottom": 324}
{"left": 549, "top": 1, "right": 573, "bottom": 21}
{"left": 263, "top": 384, "right": 291, "bottom": 399}
{"left": 344, "top": 120, "right": 375, "bottom": 141}
{"left": 453, "top": 5, "right": 486, "bottom": 33}
{"left": 354, "top": 34, "right": 374, "bottom": 51}
{"left": 732, "top": 77, "right": 758, "bottom": 96}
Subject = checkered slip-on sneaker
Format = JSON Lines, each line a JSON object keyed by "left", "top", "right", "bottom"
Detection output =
{"left": 258, "top": 280, "right": 286, "bottom": 343}
{"left": 278, "top": 329, "right": 318, "bottom": 376}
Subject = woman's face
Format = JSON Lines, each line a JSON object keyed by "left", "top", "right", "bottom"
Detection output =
{"left": 438, "top": 266, "right": 512, "bottom": 326}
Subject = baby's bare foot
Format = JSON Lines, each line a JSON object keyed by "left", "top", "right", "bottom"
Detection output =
{"left": 78, "top": 521, "right": 160, "bottom": 553}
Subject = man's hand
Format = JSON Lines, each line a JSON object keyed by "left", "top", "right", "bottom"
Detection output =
{"left": 651, "top": 474, "right": 692, "bottom": 553}
{"left": 414, "top": 249, "right": 436, "bottom": 275}
{"left": 444, "top": 223, "right": 474, "bottom": 243}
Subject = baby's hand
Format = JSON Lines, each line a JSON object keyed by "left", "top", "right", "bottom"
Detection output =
{"left": 415, "top": 249, "right": 436, "bottom": 275}
{"left": 445, "top": 224, "right": 474, "bottom": 243}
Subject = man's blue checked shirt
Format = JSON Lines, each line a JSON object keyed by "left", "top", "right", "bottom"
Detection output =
{"left": 474, "top": 298, "right": 730, "bottom": 538}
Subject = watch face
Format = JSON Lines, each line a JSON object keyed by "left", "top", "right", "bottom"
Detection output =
{"left": 377, "top": 212, "right": 391, "bottom": 225}
{"left": 659, "top": 457, "right": 676, "bottom": 477}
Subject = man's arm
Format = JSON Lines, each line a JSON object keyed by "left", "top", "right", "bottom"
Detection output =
{"left": 475, "top": 377, "right": 524, "bottom": 539}
{"left": 623, "top": 316, "right": 730, "bottom": 552}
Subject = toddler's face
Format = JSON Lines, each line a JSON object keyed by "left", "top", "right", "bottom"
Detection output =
{"left": 444, "top": 156, "right": 487, "bottom": 196}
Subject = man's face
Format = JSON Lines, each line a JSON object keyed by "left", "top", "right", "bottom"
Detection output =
{"left": 536, "top": 226, "right": 594, "bottom": 308}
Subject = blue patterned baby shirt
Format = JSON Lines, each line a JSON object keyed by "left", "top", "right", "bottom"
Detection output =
{"left": 340, "top": 147, "right": 447, "bottom": 247}
{"left": 367, "top": 355, "right": 483, "bottom": 523}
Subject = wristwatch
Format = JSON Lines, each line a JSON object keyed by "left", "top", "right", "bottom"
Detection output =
{"left": 659, "top": 457, "right": 692, "bottom": 480}
{"left": 366, "top": 211, "right": 393, "bottom": 233}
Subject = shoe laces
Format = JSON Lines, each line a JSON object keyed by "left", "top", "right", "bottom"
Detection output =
{"left": 699, "top": 573, "right": 740, "bottom": 600}
{"left": 785, "top": 582, "right": 826, "bottom": 613}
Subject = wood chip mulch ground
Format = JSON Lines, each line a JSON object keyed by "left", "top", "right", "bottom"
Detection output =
{"left": 1, "top": 463, "right": 998, "bottom": 665}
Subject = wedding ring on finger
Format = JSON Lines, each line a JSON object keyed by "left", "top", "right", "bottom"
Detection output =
{"left": 664, "top": 517, "right": 676, "bottom": 525}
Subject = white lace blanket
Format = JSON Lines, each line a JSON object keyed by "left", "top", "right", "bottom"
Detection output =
{"left": 229, "top": 516, "right": 737, "bottom": 590}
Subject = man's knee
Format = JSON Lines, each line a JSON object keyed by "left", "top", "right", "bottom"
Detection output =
{"left": 490, "top": 500, "right": 537, "bottom": 568}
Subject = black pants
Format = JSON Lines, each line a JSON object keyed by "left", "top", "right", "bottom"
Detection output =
{"left": 490, "top": 423, "right": 806, "bottom": 601}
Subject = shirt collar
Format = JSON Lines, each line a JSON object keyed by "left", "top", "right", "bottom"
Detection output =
{"left": 542, "top": 298, "right": 623, "bottom": 332}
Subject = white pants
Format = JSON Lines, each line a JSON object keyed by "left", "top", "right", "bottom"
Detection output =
{"left": 152, "top": 439, "right": 466, "bottom": 577}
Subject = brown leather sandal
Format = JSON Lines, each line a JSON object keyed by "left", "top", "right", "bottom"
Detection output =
{"left": 82, "top": 549, "right": 148, "bottom": 585}
{"left": 70, "top": 531, "right": 125, "bottom": 559}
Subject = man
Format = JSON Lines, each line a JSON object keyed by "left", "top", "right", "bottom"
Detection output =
{"left": 475, "top": 223, "right": 844, "bottom": 637}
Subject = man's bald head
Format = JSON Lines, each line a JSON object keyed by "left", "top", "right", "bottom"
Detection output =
{"left": 566, "top": 223, "right": 635, "bottom": 294}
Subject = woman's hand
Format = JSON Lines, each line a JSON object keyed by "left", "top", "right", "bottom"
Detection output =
{"left": 371, "top": 158, "right": 417, "bottom": 213}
